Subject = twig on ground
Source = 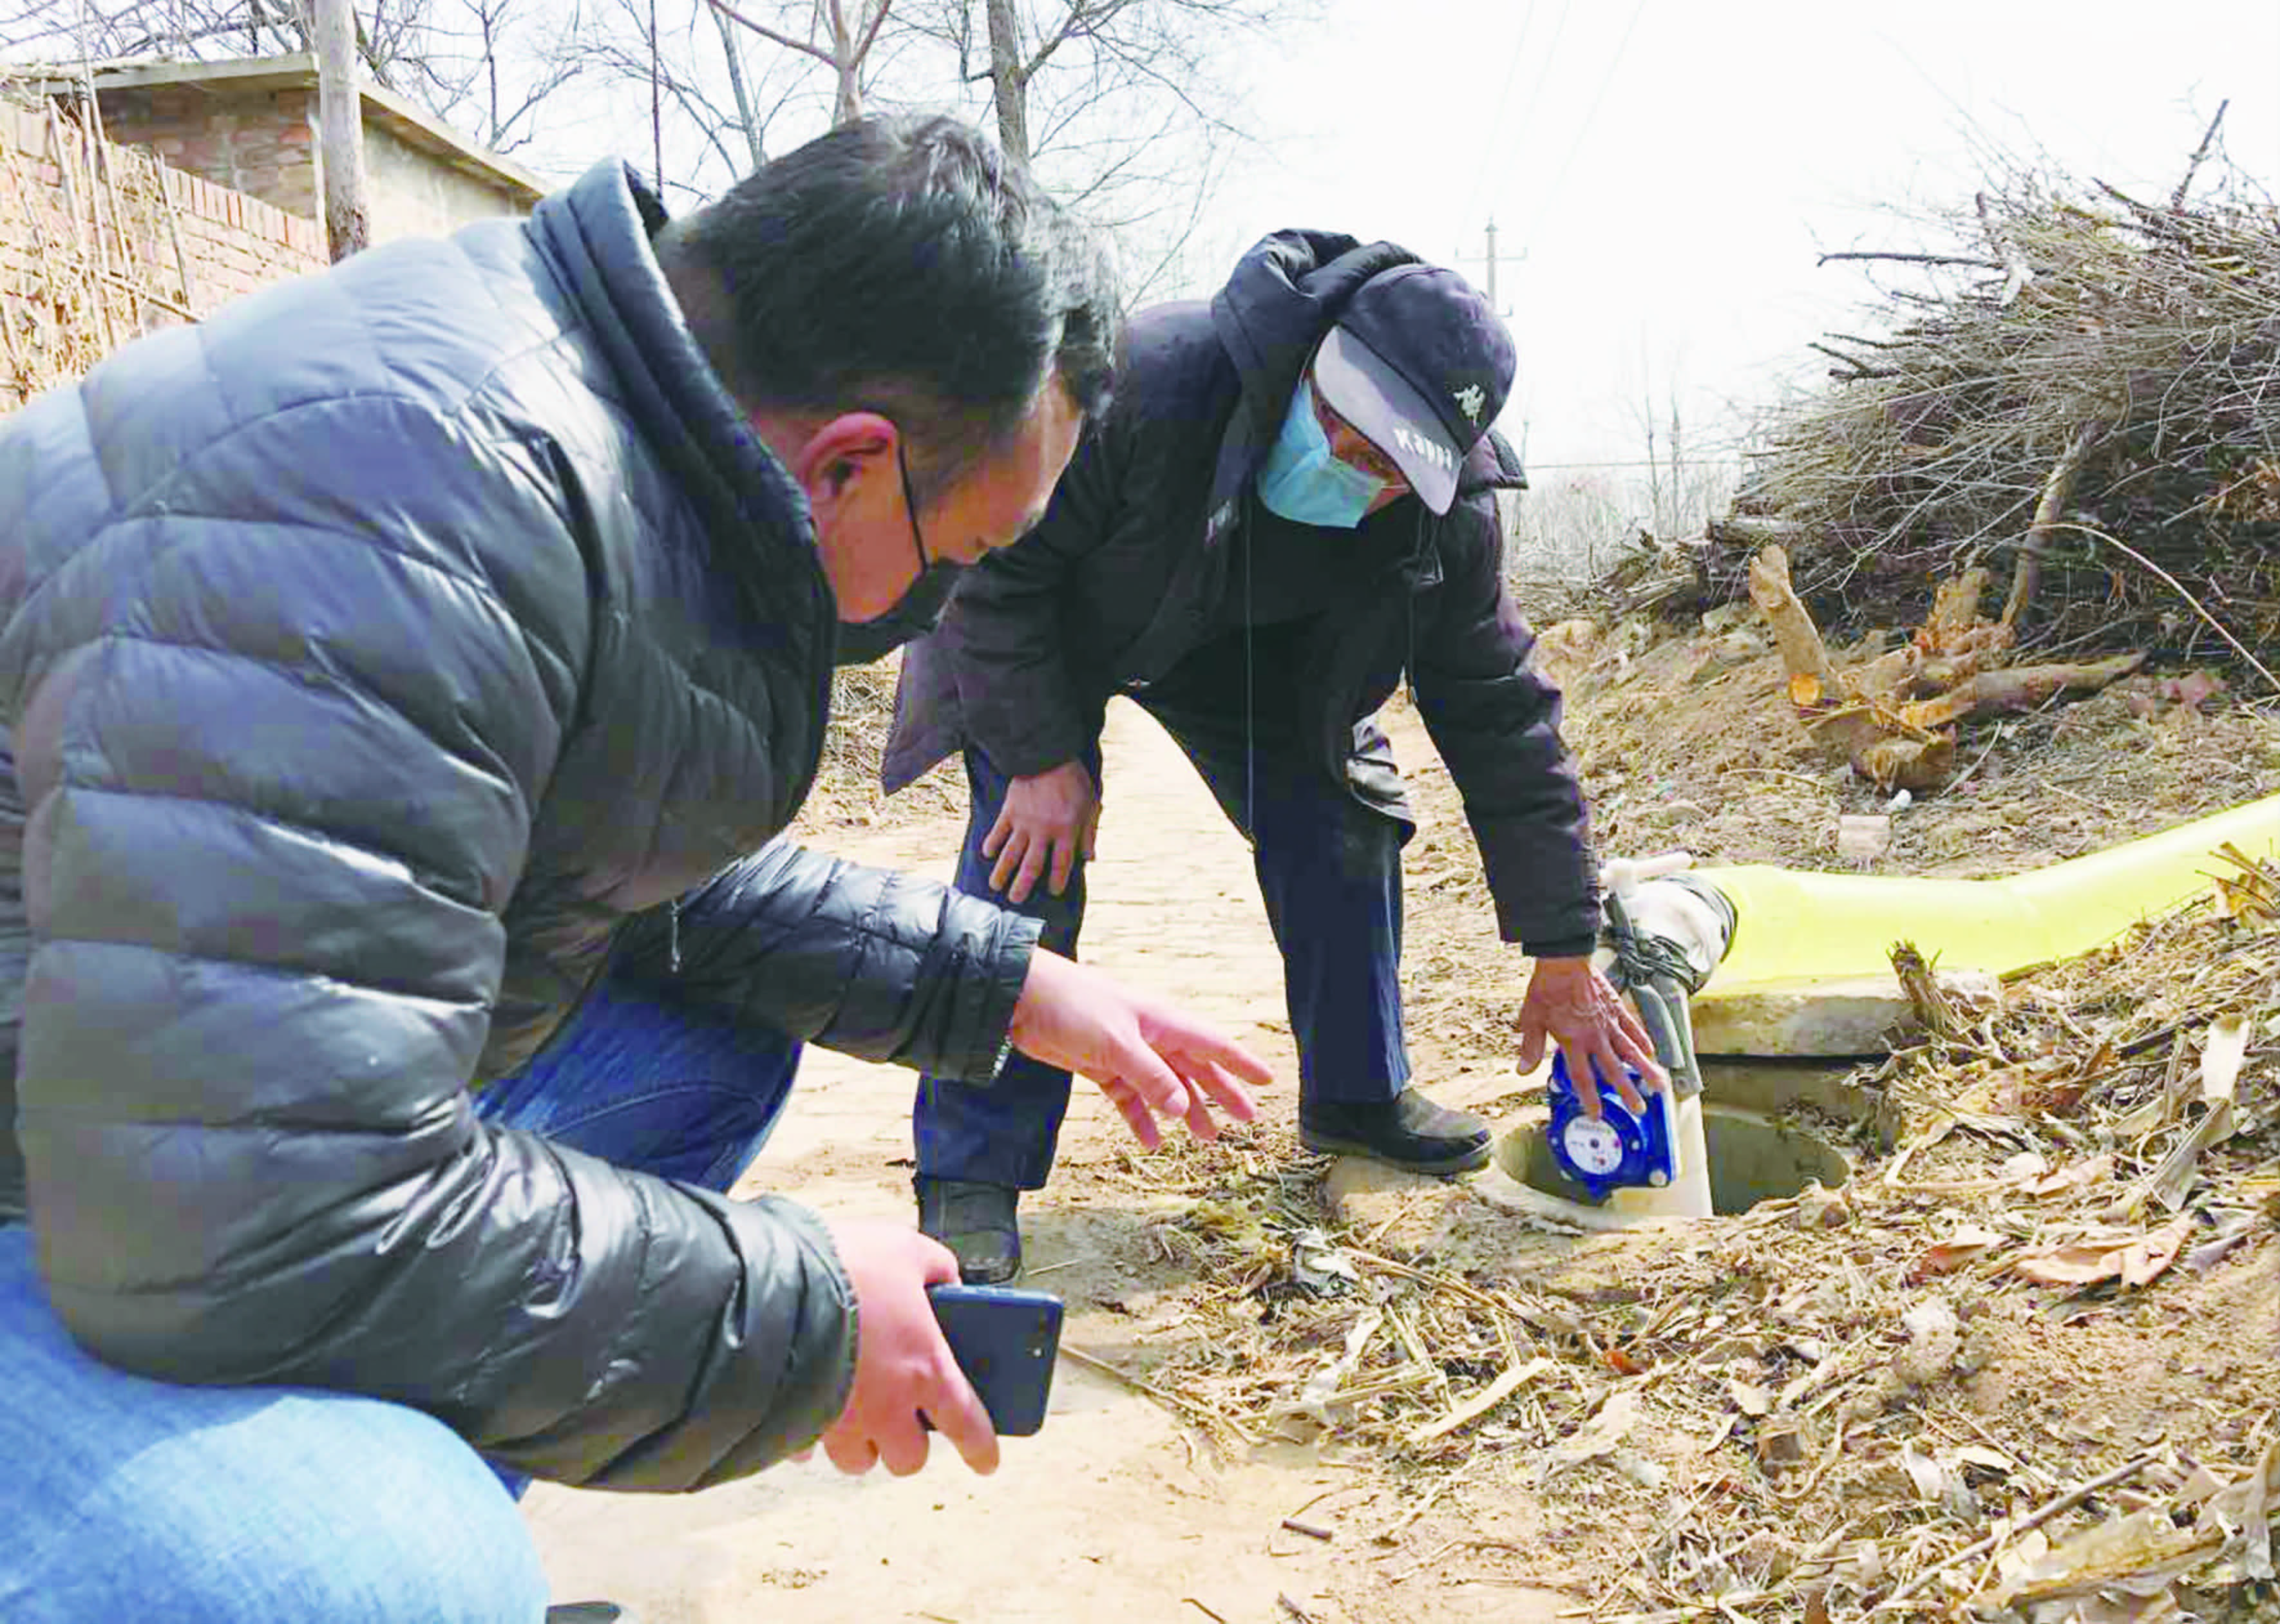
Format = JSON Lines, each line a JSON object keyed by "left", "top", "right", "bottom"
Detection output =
{"left": 1871, "top": 1449, "right": 2158, "bottom": 1612}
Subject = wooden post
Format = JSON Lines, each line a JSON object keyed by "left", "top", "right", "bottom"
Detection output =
{"left": 313, "top": 0, "right": 370, "bottom": 261}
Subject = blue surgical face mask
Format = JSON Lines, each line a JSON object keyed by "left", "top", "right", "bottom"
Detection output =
{"left": 1256, "top": 379, "right": 1385, "bottom": 529}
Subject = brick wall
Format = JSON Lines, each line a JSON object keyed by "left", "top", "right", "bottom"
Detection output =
{"left": 0, "top": 99, "right": 325, "bottom": 410}
{"left": 97, "top": 82, "right": 319, "bottom": 223}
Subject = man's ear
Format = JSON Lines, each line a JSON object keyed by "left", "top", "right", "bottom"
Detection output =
{"left": 786, "top": 411, "right": 900, "bottom": 514}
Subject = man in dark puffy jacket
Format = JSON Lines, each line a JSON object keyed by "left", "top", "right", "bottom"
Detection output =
{"left": 0, "top": 116, "right": 1268, "bottom": 1623}
{"left": 887, "top": 232, "right": 1661, "bottom": 1283}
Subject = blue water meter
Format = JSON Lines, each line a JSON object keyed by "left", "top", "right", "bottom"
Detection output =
{"left": 1545, "top": 1052, "right": 1681, "bottom": 1203}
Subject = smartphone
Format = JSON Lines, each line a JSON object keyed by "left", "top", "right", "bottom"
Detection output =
{"left": 927, "top": 1283, "right": 1064, "bottom": 1437}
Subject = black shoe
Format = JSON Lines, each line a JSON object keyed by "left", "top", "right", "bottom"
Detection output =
{"left": 547, "top": 1607, "right": 629, "bottom": 1623}
{"left": 915, "top": 1176, "right": 1023, "bottom": 1283}
{"left": 1299, "top": 1089, "right": 1493, "bottom": 1175}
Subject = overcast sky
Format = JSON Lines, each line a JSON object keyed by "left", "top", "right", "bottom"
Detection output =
{"left": 1194, "top": 0, "right": 2280, "bottom": 471}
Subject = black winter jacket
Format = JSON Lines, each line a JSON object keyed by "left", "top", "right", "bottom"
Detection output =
{"left": 886, "top": 230, "right": 1600, "bottom": 952}
{"left": 0, "top": 161, "right": 1038, "bottom": 1489}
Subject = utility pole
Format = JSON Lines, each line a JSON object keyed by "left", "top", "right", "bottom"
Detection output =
{"left": 1455, "top": 217, "right": 1518, "bottom": 316}
{"left": 312, "top": 0, "right": 370, "bottom": 260}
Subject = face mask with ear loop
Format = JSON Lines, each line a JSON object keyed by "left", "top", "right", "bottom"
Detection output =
{"left": 1255, "top": 376, "right": 1385, "bottom": 529}
{"left": 833, "top": 434, "right": 962, "bottom": 665}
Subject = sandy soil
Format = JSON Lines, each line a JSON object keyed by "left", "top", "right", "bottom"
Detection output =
{"left": 522, "top": 697, "right": 1568, "bottom": 1624}
{"left": 522, "top": 632, "right": 2279, "bottom": 1623}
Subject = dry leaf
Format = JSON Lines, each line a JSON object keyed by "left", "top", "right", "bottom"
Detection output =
{"left": 1994, "top": 1527, "right": 2053, "bottom": 1589}
{"left": 1901, "top": 1441, "right": 1946, "bottom": 1501}
{"left": 2120, "top": 1217, "right": 2192, "bottom": 1287}
{"left": 1789, "top": 670, "right": 1823, "bottom": 707}
{"left": 1729, "top": 1378, "right": 1772, "bottom": 1417}
{"left": 1536, "top": 1388, "right": 1641, "bottom": 1484}
{"left": 1911, "top": 1225, "right": 2005, "bottom": 1281}
{"left": 2012, "top": 1218, "right": 2194, "bottom": 1289}
{"left": 1953, "top": 1444, "right": 2016, "bottom": 1474}
{"left": 2012, "top": 1240, "right": 2127, "bottom": 1287}
{"left": 2199, "top": 1014, "right": 2248, "bottom": 1106}
{"left": 2187, "top": 1217, "right": 2260, "bottom": 1272}
{"left": 2003, "top": 1508, "right": 2208, "bottom": 1603}
{"left": 2028, "top": 1154, "right": 2115, "bottom": 1198}
{"left": 2002, "top": 1150, "right": 2052, "bottom": 1182}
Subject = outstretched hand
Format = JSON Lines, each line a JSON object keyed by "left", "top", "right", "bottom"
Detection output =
{"left": 1514, "top": 956, "right": 1667, "bottom": 1117}
{"left": 1008, "top": 949, "right": 1270, "bottom": 1147}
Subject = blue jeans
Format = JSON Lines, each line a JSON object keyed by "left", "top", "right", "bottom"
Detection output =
{"left": 914, "top": 630, "right": 1411, "bottom": 1189}
{"left": 0, "top": 969, "right": 803, "bottom": 1623}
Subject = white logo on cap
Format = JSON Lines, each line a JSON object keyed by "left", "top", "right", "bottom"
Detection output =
{"left": 1454, "top": 384, "right": 1486, "bottom": 426}
{"left": 1392, "top": 425, "right": 1455, "bottom": 472}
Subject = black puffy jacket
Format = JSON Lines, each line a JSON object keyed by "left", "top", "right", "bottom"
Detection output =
{"left": 886, "top": 230, "right": 1600, "bottom": 952}
{"left": 0, "top": 160, "right": 1037, "bottom": 1489}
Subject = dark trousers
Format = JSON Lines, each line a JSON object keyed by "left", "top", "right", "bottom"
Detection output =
{"left": 913, "top": 631, "right": 1411, "bottom": 1189}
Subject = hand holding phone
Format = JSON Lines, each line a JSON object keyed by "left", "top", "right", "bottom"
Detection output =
{"left": 817, "top": 1219, "right": 998, "bottom": 1476}
{"left": 927, "top": 1283, "right": 1064, "bottom": 1437}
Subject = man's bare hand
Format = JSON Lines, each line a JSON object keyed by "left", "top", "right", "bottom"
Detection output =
{"left": 813, "top": 1220, "right": 997, "bottom": 1478}
{"left": 1514, "top": 956, "right": 1667, "bottom": 1117}
{"left": 982, "top": 760, "right": 1099, "bottom": 903}
{"left": 1009, "top": 949, "right": 1270, "bottom": 1147}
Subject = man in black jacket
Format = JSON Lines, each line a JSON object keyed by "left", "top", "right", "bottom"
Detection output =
{"left": 888, "top": 232, "right": 1660, "bottom": 1283}
{"left": 0, "top": 117, "right": 1266, "bottom": 1622}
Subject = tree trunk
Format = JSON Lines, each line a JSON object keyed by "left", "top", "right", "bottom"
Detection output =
{"left": 829, "top": 0, "right": 862, "bottom": 125}
{"left": 984, "top": 0, "right": 1029, "bottom": 164}
{"left": 710, "top": 1, "right": 767, "bottom": 170}
{"left": 312, "top": 0, "right": 370, "bottom": 260}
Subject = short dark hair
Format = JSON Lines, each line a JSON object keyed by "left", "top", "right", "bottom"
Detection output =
{"left": 666, "top": 115, "right": 1119, "bottom": 499}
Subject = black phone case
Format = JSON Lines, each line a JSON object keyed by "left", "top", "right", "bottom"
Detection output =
{"left": 927, "top": 1284, "right": 1064, "bottom": 1437}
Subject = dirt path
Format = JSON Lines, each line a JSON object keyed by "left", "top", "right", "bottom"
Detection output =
{"left": 521, "top": 700, "right": 1562, "bottom": 1624}
{"left": 520, "top": 661, "right": 2279, "bottom": 1622}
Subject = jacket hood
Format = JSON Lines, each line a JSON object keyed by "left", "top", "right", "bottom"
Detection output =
{"left": 530, "top": 162, "right": 831, "bottom": 636}
{"left": 1209, "top": 231, "right": 1420, "bottom": 446}
{"left": 1463, "top": 423, "right": 1528, "bottom": 498}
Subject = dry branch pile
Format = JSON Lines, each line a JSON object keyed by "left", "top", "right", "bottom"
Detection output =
{"left": 1707, "top": 129, "right": 2280, "bottom": 675}
{"left": 1088, "top": 858, "right": 2280, "bottom": 1621}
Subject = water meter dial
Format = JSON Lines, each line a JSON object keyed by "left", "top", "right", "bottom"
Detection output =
{"left": 1544, "top": 1052, "right": 1680, "bottom": 1202}
{"left": 1559, "top": 1115, "right": 1626, "bottom": 1177}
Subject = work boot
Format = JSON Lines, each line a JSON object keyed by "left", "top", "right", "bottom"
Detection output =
{"left": 915, "top": 1176, "right": 1023, "bottom": 1283}
{"left": 1299, "top": 1088, "right": 1493, "bottom": 1175}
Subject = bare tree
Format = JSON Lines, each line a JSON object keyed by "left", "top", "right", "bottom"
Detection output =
{"left": 550, "top": 0, "right": 813, "bottom": 196}
{"left": 898, "top": 0, "right": 1300, "bottom": 298}
{"left": 704, "top": 0, "right": 890, "bottom": 126}
{"left": 0, "top": 1, "right": 585, "bottom": 156}
{"left": 5, "top": 0, "right": 1317, "bottom": 296}
{"left": 707, "top": 0, "right": 765, "bottom": 167}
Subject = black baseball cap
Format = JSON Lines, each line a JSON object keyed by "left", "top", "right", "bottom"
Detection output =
{"left": 1311, "top": 263, "right": 1515, "bottom": 515}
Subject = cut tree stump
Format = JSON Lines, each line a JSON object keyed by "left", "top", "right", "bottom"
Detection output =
{"left": 1746, "top": 545, "right": 2144, "bottom": 792}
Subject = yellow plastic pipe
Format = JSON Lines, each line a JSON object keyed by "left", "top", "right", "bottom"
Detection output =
{"left": 1693, "top": 791, "right": 2280, "bottom": 999}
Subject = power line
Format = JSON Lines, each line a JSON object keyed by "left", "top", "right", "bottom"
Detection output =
{"left": 1521, "top": 0, "right": 1649, "bottom": 247}
{"left": 1501, "top": 0, "right": 1574, "bottom": 195}
{"left": 1524, "top": 458, "right": 1741, "bottom": 470}
{"left": 1458, "top": 0, "right": 1538, "bottom": 236}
